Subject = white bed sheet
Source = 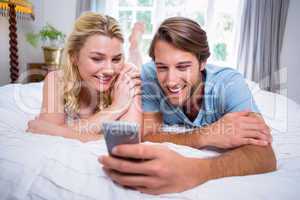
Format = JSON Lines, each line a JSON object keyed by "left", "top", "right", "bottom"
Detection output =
{"left": 0, "top": 82, "right": 299, "bottom": 200}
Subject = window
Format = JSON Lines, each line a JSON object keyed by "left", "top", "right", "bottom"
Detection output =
{"left": 106, "top": 0, "right": 241, "bottom": 67}
{"left": 116, "top": 0, "right": 155, "bottom": 60}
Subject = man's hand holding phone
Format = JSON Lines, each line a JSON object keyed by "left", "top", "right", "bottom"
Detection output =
{"left": 102, "top": 121, "right": 140, "bottom": 158}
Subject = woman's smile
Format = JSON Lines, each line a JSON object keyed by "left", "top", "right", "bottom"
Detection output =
{"left": 93, "top": 74, "right": 114, "bottom": 85}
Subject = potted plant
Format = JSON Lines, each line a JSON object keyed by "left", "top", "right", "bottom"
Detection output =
{"left": 26, "top": 23, "right": 66, "bottom": 66}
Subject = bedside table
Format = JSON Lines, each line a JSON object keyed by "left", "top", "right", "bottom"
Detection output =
{"left": 26, "top": 63, "right": 59, "bottom": 82}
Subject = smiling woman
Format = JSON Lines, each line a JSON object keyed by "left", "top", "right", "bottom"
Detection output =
{"left": 26, "top": 12, "right": 143, "bottom": 142}
{"left": 76, "top": 35, "right": 123, "bottom": 93}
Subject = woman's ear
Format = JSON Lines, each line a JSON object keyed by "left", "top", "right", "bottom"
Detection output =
{"left": 70, "top": 53, "right": 78, "bottom": 66}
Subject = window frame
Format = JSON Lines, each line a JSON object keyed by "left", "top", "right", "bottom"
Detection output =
{"left": 103, "top": 0, "right": 241, "bottom": 67}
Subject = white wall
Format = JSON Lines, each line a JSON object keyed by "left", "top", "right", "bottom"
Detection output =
{"left": 43, "top": 0, "right": 77, "bottom": 36}
{"left": 0, "top": 0, "right": 76, "bottom": 85}
{"left": 280, "top": 0, "right": 300, "bottom": 104}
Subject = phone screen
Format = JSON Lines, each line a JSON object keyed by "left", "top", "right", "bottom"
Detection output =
{"left": 102, "top": 121, "right": 140, "bottom": 156}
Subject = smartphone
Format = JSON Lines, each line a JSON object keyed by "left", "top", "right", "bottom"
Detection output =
{"left": 102, "top": 121, "right": 140, "bottom": 156}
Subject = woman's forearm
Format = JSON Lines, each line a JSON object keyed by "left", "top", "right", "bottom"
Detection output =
{"left": 119, "top": 95, "right": 143, "bottom": 131}
{"left": 68, "top": 104, "right": 128, "bottom": 134}
{"left": 62, "top": 127, "right": 103, "bottom": 142}
{"left": 40, "top": 123, "right": 103, "bottom": 142}
{"left": 67, "top": 96, "right": 142, "bottom": 141}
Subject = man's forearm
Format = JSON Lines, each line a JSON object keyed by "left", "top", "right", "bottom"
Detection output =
{"left": 204, "top": 144, "right": 277, "bottom": 180}
{"left": 142, "top": 130, "right": 207, "bottom": 148}
{"left": 143, "top": 129, "right": 277, "bottom": 179}
{"left": 142, "top": 126, "right": 211, "bottom": 149}
{"left": 143, "top": 112, "right": 271, "bottom": 149}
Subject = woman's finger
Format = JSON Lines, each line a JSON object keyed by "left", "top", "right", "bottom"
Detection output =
{"left": 127, "top": 72, "right": 141, "bottom": 79}
{"left": 132, "top": 88, "right": 142, "bottom": 97}
{"left": 123, "top": 63, "right": 138, "bottom": 73}
{"left": 129, "top": 79, "right": 142, "bottom": 89}
{"left": 113, "top": 74, "right": 123, "bottom": 89}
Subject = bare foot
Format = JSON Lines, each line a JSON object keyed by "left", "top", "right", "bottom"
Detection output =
{"left": 128, "top": 22, "right": 145, "bottom": 68}
{"left": 129, "top": 22, "right": 145, "bottom": 49}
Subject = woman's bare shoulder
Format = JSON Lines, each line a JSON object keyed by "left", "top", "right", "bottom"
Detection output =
{"left": 45, "top": 70, "right": 64, "bottom": 81}
{"left": 43, "top": 70, "right": 65, "bottom": 93}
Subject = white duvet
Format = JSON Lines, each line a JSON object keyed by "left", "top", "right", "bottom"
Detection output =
{"left": 0, "top": 82, "right": 299, "bottom": 200}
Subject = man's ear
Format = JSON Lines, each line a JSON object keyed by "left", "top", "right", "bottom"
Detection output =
{"left": 199, "top": 61, "right": 206, "bottom": 71}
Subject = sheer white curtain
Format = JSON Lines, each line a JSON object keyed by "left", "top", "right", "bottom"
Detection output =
{"left": 236, "top": 0, "right": 290, "bottom": 92}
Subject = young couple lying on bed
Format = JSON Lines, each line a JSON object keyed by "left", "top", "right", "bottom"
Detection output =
{"left": 26, "top": 12, "right": 276, "bottom": 195}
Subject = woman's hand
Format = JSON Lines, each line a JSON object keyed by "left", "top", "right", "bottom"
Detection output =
{"left": 26, "top": 115, "right": 66, "bottom": 137}
{"left": 111, "top": 63, "right": 141, "bottom": 113}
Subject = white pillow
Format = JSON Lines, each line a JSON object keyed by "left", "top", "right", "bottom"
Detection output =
{"left": 0, "top": 82, "right": 43, "bottom": 130}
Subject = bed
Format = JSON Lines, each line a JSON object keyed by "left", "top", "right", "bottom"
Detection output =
{"left": 0, "top": 81, "right": 299, "bottom": 200}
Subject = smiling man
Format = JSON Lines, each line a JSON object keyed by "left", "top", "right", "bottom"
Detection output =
{"left": 99, "top": 17, "right": 277, "bottom": 195}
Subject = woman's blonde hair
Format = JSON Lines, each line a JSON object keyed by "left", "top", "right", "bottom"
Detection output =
{"left": 62, "top": 12, "right": 124, "bottom": 115}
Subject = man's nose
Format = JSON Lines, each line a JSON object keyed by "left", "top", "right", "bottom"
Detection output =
{"left": 166, "top": 70, "right": 180, "bottom": 87}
